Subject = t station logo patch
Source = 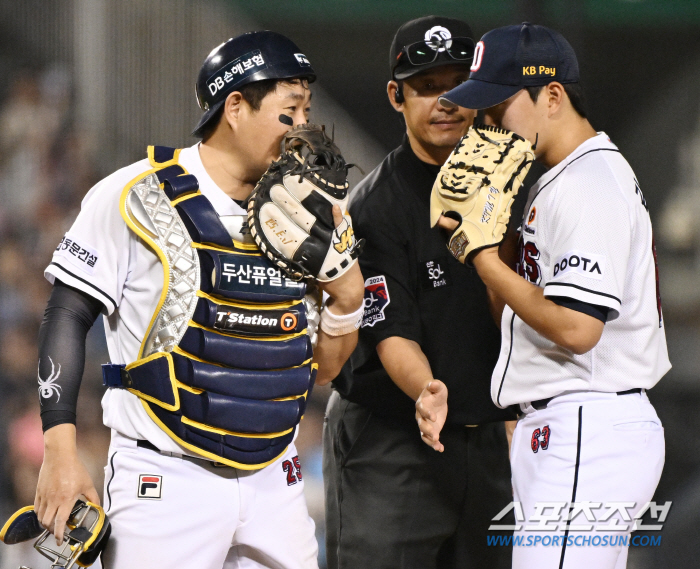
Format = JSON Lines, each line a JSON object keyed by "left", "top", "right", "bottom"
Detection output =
{"left": 523, "top": 207, "right": 537, "bottom": 236}
{"left": 362, "top": 275, "right": 390, "bottom": 328}
{"left": 214, "top": 306, "right": 300, "bottom": 335}
{"left": 138, "top": 474, "right": 162, "bottom": 499}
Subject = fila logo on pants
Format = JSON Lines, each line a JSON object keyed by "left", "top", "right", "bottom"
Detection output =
{"left": 531, "top": 426, "right": 551, "bottom": 453}
{"left": 138, "top": 474, "right": 163, "bottom": 499}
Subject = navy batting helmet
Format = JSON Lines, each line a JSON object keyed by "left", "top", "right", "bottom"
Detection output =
{"left": 193, "top": 31, "right": 316, "bottom": 136}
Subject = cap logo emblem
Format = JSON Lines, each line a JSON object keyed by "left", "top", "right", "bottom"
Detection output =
{"left": 424, "top": 26, "right": 452, "bottom": 51}
{"left": 471, "top": 41, "right": 485, "bottom": 72}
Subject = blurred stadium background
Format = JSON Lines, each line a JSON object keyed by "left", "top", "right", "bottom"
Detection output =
{"left": 0, "top": 0, "right": 698, "bottom": 567}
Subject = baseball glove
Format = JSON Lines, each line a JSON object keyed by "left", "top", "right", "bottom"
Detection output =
{"left": 430, "top": 124, "right": 534, "bottom": 264}
{"left": 247, "top": 124, "right": 363, "bottom": 282}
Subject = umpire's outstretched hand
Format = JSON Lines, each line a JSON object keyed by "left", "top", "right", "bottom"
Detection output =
{"left": 415, "top": 380, "right": 448, "bottom": 452}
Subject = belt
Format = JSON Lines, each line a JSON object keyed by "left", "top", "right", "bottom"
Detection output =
{"left": 529, "top": 388, "right": 643, "bottom": 412}
{"left": 137, "top": 439, "right": 229, "bottom": 468}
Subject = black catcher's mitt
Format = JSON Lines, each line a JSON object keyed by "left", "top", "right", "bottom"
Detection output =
{"left": 247, "top": 124, "right": 363, "bottom": 281}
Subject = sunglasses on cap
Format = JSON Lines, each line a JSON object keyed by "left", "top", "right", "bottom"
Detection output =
{"left": 398, "top": 36, "right": 475, "bottom": 66}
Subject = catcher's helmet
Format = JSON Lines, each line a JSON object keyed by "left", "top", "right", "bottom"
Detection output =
{"left": 193, "top": 31, "right": 316, "bottom": 136}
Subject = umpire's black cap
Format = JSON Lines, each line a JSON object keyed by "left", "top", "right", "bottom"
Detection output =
{"left": 193, "top": 31, "right": 316, "bottom": 136}
{"left": 440, "top": 23, "right": 579, "bottom": 110}
{"left": 390, "top": 16, "right": 474, "bottom": 80}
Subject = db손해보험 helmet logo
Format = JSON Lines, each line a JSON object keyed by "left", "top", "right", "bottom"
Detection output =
{"left": 425, "top": 26, "right": 452, "bottom": 51}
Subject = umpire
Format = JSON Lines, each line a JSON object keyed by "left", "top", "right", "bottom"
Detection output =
{"left": 323, "top": 16, "right": 516, "bottom": 569}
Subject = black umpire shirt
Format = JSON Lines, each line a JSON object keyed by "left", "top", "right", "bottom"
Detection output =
{"left": 333, "top": 136, "right": 517, "bottom": 427}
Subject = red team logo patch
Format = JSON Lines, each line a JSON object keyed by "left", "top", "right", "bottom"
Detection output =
{"left": 531, "top": 426, "right": 551, "bottom": 453}
{"left": 138, "top": 474, "right": 162, "bottom": 499}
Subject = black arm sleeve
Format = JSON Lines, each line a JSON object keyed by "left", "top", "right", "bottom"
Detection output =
{"left": 551, "top": 296, "right": 610, "bottom": 323}
{"left": 37, "top": 280, "right": 103, "bottom": 432}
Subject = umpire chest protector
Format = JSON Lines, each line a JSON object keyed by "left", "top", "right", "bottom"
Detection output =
{"left": 102, "top": 146, "right": 319, "bottom": 470}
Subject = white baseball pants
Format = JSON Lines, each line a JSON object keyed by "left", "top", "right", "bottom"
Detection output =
{"left": 100, "top": 431, "right": 318, "bottom": 569}
{"left": 510, "top": 390, "right": 664, "bottom": 569}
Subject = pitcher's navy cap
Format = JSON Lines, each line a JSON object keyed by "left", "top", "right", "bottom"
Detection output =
{"left": 440, "top": 23, "right": 579, "bottom": 110}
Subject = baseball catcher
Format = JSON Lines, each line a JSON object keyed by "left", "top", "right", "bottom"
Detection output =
{"left": 430, "top": 124, "right": 534, "bottom": 264}
{"left": 247, "top": 124, "right": 364, "bottom": 281}
{"left": 31, "top": 31, "right": 366, "bottom": 569}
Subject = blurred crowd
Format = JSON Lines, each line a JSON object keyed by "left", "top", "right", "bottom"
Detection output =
{"left": 0, "top": 66, "right": 110, "bottom": 525}
{"left": 0, "top": 67, "right": 331, "bottom": 568}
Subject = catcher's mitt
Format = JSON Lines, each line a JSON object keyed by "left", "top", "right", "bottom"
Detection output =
{"left": 247, "top": 124, "right": 363, "bottom": 282}
{"left": 430, "top": 124, "right": 534, "bottom": 264}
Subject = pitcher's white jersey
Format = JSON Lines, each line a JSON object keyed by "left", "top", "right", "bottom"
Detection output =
{"left": 492, "top": 133, "right": 671, "bottom": 408}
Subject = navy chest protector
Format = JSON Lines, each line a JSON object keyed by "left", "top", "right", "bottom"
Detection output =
{"left": 103, "top": 146, "right": 318, "bottom": 470}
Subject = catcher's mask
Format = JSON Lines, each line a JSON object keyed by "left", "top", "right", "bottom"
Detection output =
{"left": 0, "top": 500, "right": 110, "bottom": 569}
{"left": 193, "top": 31, "right": 316, "bottom": 136}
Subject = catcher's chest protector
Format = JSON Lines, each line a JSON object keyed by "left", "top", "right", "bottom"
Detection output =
{"left": 102, "top": 146, "right": 318, "bottom": 470}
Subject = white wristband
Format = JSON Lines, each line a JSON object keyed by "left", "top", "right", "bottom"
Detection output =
{"left": 320, "top": 303, "right": 364, "bottom": 337}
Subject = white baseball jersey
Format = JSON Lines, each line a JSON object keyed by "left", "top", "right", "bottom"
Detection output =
{"left": 492, "top": 133, "right": 671, "bottom": 407}
{"left": 45, "top": 144, "right": 248, "bottom": 454}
